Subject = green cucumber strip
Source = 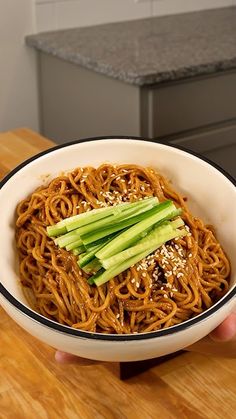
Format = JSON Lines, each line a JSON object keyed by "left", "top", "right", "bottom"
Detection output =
{"left": 79, "top": 231, "right": 126, "bottom": 269}
{"left": 93, "top": 228, "right": 187, "bottom": 287}
{"left": 47, "top": 225, "right": 67, "bottom": 237}
{"left": 47, "top": 197, "right": 157, "bottom": 237}
{"left": 47, "top": 202, "right": 134, "bottom": 236}
{"left": 55, "top": 231, "right": 81, "bottom": 248}
{"left": 95, "top": 200, "right": 177, "bottom": 260}
{"left": 66, "top": 197, "right": 158, "bottom": 232}
{"left": 81, "top": 203, "right": 173, "bottom": 246}
{"left": 84, "top": 232, "right": 120, "bottom": 251}
{"left": 101, "top": 220, "right": 184, "bottom": 269}
{"left": 79, "top": 259, "right": 102, "bottom": 275}
{"left": 75, "top": 199, "right": 157, "bottom": 237}
{"left": 87, "top": 268, "right": 104, "bottom": 285}
{"left": 169, "top": 217, "right": 184, "bottom": 229}
{"left": 81, "top": 221, "right": 138, "bottom": 247}
{"left": 78, "top": 242, "right": 106, "bottom": 268}
{"left": 65, "top": 238, "right": 84, "bottom": 251}
{"left": 72, "top": 245, "right": 86, "bottom": 255}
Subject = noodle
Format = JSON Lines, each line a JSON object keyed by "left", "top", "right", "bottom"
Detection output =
{"left": 15, "top": 164, "right": 230, "bottom": 334}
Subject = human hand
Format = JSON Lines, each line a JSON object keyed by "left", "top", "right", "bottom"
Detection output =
{"left": 55, "top": 312, "right": 236, "bottom": 364}
{"left": 186, "top": 312, "right": 236, "bottom": 358}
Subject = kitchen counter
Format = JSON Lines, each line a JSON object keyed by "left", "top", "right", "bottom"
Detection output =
{"left": 1, "top": 128, "right": 236, "bottom": 418}
{"left": 26, "top": 7, "right": 236, "bottom": 86}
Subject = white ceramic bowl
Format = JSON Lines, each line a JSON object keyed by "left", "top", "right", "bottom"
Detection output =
{"left": 0, "top": 137, "right": 236, "bottom": 362}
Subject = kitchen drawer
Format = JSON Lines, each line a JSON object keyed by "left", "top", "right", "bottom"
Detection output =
{"left": 144, "top": 72, "right": 236, "bottom": 138}
{"left": 167, "top": 120, "right": 236, "bottom": 179}
{"left": 168, "top": 120, "right": 236, "bottom": 153}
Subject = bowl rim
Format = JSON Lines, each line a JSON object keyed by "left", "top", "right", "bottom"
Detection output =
{"left": 0, "top": 135, "right": 235, "bottom": 342}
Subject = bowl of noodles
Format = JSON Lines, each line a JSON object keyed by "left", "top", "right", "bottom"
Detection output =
{"left": 0, "top": 137, "right": 235, "bottom": 362}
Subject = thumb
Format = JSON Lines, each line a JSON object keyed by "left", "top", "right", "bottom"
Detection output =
{"left": 210, "top": 312, "right": 236, "bottom": 342}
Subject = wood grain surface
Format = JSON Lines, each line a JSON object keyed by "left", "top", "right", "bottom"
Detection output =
{"left": 0, "top": 128, "right": 235, "bottom": 419}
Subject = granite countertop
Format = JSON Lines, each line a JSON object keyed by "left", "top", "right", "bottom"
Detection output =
{"left": 26, "top": 7, "right": 236, "bottom": 86}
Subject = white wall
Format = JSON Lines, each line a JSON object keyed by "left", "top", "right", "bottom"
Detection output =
{"left": 0, "top": 0, "right": 39, "bottom": 132}
{"left": 35, "top": 0, "right": 235, "bottom": 32}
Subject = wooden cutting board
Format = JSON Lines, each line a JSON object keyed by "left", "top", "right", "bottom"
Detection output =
{"left": 0, "top": 128, "right": 236, "bottom": 419}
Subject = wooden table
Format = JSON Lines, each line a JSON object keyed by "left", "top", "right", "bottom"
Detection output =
{"left": 0, "top": 128, "right": 235, "bottom": 419}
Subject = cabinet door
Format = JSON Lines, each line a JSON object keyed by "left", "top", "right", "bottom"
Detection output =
{"left": 141, "top": 72, "right": 236, "bottom": 138}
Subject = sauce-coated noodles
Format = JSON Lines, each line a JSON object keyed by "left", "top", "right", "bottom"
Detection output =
{"left": 16, "top": 164, "right": 230, "bottom": 333}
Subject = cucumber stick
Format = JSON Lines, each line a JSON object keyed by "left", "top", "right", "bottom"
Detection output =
{"left": 95, "top": 200, "right": 177, "bottom": 260}
{"left": 47, "top": 197, "right": 157, "bottom": 236}
{"left": 100, "top": 220, "right": 184, "bottom": 269}
{"left": 93, "top": 228, "right": 187, "bottom": 287}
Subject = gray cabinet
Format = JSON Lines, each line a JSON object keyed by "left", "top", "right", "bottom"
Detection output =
{"left": 38, "top": 52, "right": 236, "bottom": 178}
{"left": 141, "top": 72, "right": 236, "bottom": 137}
